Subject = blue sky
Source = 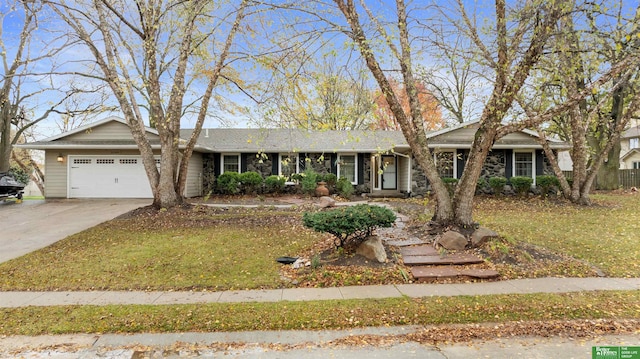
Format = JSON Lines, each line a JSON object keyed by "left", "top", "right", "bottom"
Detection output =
{"left": 2, "top": 0, "right": 638, "bottom": 140}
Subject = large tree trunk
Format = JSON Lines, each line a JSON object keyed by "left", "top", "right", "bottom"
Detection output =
{"left": 595, "top": 145, "right": 620, "bottom": 190}
{"left": 0, "top": 124, "right": 10, "bottom": 173}
{"left": 453, "top": 123, "right": 498, "bottom": 226}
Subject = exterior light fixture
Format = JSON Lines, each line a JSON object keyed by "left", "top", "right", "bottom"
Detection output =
{"left": 57, "top": 154, "right": 64, "bottom": 163}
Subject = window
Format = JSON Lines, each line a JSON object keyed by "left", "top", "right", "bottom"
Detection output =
{"left": 630, "top": 138, "right": 639, "bottom": 149}
{"left": 633, "top": 162, "right": 640, "bottom": 169}
{"left": 222, "top": 154, "right": 240, "bottom": 173}
{"left": 435, "top": 151, "right": 455, "bottom": 178}
{"left": 514, "top": 152, "right": 533, "bottom": 177}
{"left": 279, "top": 154, "right": 299, "bottom": 178}
{"left": 338, "top": 154, "right": 356, "bottom": 184}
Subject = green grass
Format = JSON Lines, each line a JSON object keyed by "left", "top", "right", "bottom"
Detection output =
{"left": 22, "top": 196, "right": 44, "bottom": 200}
{"left": 0, "top": 210, "right": 319, "bottom": 291}
{"left": 1, "top": 291, "right": 638, "bottom": 335}
{"left": 474, "top": 193, "right": 640, "bottom": 277}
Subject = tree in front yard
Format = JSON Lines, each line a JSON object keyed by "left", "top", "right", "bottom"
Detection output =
{"left": 528, "top": 2, "right": 640, "bottom": 205}
{"left": 318, "top": 0, "right": 638, "bottom": 231}
{"left": 48, "top": 0, "right": 249, "bottom": 208}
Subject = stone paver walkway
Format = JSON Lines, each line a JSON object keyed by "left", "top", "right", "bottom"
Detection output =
{"left": 1, "top": 277, "right": 638, "bottom": 308}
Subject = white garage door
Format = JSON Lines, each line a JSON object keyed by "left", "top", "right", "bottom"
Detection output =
{"left": 68, "top": 156, "right": 154, "bottom": 198}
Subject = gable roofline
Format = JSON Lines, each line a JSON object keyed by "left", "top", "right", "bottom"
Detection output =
{"left": 622, "top": 125, "right": 640, "bottom": 139}
{"left": 426, "top": 119, "right": 565, "bottom": 143}
{"left": 621, "top": 148, "right": 640, "bottom": 161}
{"left": 425, "top": 120, "right": 480, "bottom": 139}
{"left": 41, "top": 116, "right": 159, "bottom": 141}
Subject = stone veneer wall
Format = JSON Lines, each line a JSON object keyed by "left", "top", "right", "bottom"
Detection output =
{"left": 411, "top": 150, "right": 507, "bottom": 196}
{"left": 410, "top": 149, "right": 557, "bottom": 196}
{"left": 480, "top": 150, "right": 506, "bottom": 179}
{"left": 246, "top": 153, "right": 274, "bottom": 178}
{"left": 304, "top": 153, "right": 332, "bottom": 175}
{"left": 202, "top": 154, "right": 216, "bottom": 195}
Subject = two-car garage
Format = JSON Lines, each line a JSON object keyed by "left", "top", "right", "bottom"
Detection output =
{"left": 68, "top": 156, "right": 154, "bottom": 198}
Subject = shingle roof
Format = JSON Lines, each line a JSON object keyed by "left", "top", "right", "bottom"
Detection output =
{"left": 622, "top": 126, "right": 640, "bottom": 139}
{"left": 180, "top": 128, "right": 409, "bottom": 153}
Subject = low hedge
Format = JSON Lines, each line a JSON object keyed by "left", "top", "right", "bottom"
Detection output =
{"left": 488, "top": 176, "right": 507, "bottom": 195}
{"left": 510, "top": 176, "right": 533, "bottom": 195}
{"left": 217, "top": 172, "right": 240, "bottom": 194}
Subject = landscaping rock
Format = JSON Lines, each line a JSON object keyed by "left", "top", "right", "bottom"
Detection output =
{"left": 437, "top": 230, "right": 468, "bottom": 251}
{"left": 317, "top": 196, "right": 336, "bottom": 208}
{"left": 356, "top": 236, "right": 387, "bottom": 263}
{"left": 471, "top": 227, "right": 499, "bottom": 247}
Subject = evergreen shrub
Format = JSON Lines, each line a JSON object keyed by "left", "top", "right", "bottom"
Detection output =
{"left": 488, "top": 176, "right": 507, "bottom": 195}
{"left": 264, "top": 175, "right": 285, "bottom": 194}
{"left": 239, "top": 171, "right": 263, "bottom": 194}
{"left": 510, "top": 176, "right": 533, "bottom": 195}
{"left": 536, "top": 175, "right": 560, "bottom": 195}
{"left": 217, "top": 172, "right": 240, "bottom": 194}
{"left": 302, "top": 204, "right": 396, "bottom": 249}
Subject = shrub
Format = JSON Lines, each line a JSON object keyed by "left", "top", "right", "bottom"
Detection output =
{"left": 476, "top": 177, "right": 488, "bottom": 193}
{"left": 264, "top": 175, "right": 285, "bottom": 194}
{"left": 322, "top": 173, "right": 338, "bottom": 187}
{"left": 536, "top": 175, "right": 560, "bottom": 195}
{"left": 302, "top": 204, "right": 396, "bottom": 249}
{"left": 217, "top": 172, "right": 240, "bottom": 194}
{"left": 239, "top": 171, "right": 263, "bottom": 194}
{"left": 336, "top": 177, "right": 354, "bottom": 198}
{"left": 290, "top": 173, "right": 304, "bottom": 183}
{"left": 510, "top": 176, "right": 533, "bottom": 195}
{"left": 488, "top": 176, "right": 507, "bottom": 195}
{"left": 300, "top": 168, "right": 319, "bottom": 195}
{"left": 441, "top": 177, "right": 458, "bottom": 197}
{"left": 8, "top": 166, "right": 29, "bottom": 185}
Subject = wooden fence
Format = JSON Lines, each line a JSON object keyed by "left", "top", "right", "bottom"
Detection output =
{"left": 561, "top": 169, "right": 640, "bottom": 189}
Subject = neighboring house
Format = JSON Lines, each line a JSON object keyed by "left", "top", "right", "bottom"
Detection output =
{"left": 620, "top": 125, "right": 640, "bottom": 169}
{"left": 17, "top": 117, "right": 570, "bottom": 199}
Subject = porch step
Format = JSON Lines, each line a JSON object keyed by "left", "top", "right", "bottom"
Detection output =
{"left": 399, "top": 246, "right": 439, "bottom": 256}
{"left": 410, "top": 266, "right": 500, "bottom": 282}
{"left": 385, "top": 238, "right": 429, "bottom": 247}
{"left": 402, "top": 253, "right": 485, "bottom": 266}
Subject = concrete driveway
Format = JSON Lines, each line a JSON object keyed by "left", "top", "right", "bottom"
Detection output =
{"left": 0, "top": 198, "right": 150, "bottom": 264}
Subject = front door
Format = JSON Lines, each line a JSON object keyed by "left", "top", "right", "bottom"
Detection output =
{"left": 381, "top": 155, "right": 397, "bottom": 190}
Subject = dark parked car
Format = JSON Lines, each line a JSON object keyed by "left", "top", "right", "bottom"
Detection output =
{"left": 0, "top": 172, "right": 25, "bottom": 200}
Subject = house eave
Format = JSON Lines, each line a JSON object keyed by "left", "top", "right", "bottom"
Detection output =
{"left": 15, "top": 143, "right": 214, "bottom": 152}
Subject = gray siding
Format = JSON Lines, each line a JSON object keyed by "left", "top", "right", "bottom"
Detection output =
{"left": 64, "top": 121, "right": 159, "bottom": 141}
{"left": 44, "top": 152, "right": 68, "bottom": 198}
{"left": 398, "top": 156, "right": 410, "bottom": 193}
{"left": 185, "top": 153, "right": 203, "bottom": 197}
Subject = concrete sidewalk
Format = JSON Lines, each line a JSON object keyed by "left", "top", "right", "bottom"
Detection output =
{"left": 1, "top": 277, "right": 638, "bottom": 308}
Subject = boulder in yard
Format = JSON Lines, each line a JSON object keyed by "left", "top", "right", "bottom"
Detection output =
{"left": 470, "top": 227, "right": 499, "bottom": 247}
{"left": 317, "top": 196, "right": 336, "bottom": 208}
{"left": 356, "top": 235, "right": 387, "bottom": 263}
{"left": 437, "top": 230, "right": 468, "bottom": 251}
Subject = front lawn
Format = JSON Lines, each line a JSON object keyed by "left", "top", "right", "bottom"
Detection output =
{"left": 1, "top": 291, "right": 638, "bottom": 335}
{"left": 474, "top": 193, "right": 640, "bottom": 277}
{"left": 0, "top": 207, "right": 321, "bottom": 291}
{"left": 1, "top": 193, "right": 638, "bottom": 292}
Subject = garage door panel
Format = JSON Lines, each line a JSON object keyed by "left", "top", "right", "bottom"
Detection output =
{"left": 69, "top": 156, "right": 154, "bottom": 198}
